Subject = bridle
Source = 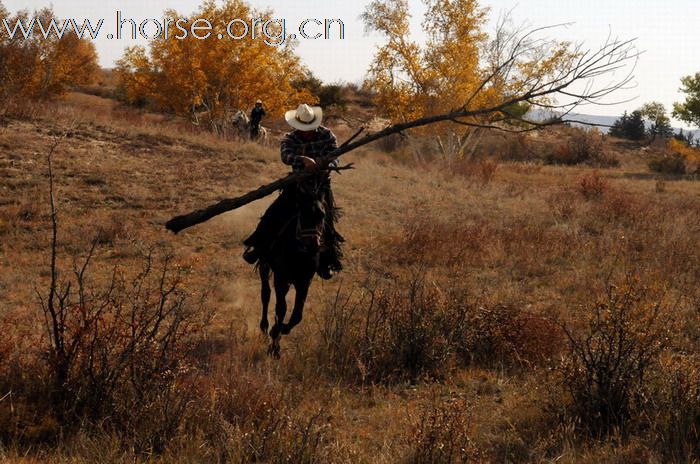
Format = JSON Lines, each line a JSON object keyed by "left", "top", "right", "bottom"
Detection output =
{"left": 269, "top": 179, "right": 327, "bottom": 254}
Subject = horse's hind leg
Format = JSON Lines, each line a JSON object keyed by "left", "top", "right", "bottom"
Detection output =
{"left": 259, "top": 263, "right": 271, "bottom": 334}
{"left": 282, "top": 279, "right": 310, "bottom": 335}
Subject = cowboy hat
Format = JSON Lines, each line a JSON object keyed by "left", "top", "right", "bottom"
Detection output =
{"left": 285, "top": 104, "right": 323, "bottom": 131}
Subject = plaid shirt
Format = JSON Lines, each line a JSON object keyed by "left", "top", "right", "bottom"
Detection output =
{"left": 281, "top": 126, "right": 338, "bottom": 171}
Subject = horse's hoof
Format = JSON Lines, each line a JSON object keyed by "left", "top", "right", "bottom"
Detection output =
{"left": 267, "top": 343, "right": 281, "bottom": 359}
{"left": 280, "top": 324, "right": 291, "bottom": 335}
{"left": 260, "top": 321, "right": 269, "bottom": 334}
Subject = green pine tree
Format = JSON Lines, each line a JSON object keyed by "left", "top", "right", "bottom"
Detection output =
{"left": 609, "top": 111, "right": 628, "bottom": 138}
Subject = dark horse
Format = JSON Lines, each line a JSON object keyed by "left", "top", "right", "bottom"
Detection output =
{"left": 257, "top": 177, "right": 328, "bottom": 358}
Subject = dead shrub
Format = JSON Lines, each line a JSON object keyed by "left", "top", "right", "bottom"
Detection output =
{"left": 315, "top": 285, "right": 366, "bottom": 381}
{"left": 454, "top": 304, "right": 564, "bottom": 369}
{"left": 409, "top": 398, "right": 482, "bottom": 463}
{"left": 197, "top": 348, "right": 333, "bottom": 463}
{"left": 316, "top": 271, "right": 562, "bottom": 384}
{"left": 560, "top": 280, "right": 672, "bottom": 437}
{"left": 649, "top": 153, "right": 687, "bottom": 175}
{"left": 315, "top": 270, "right": 454, "bottom": 384}
{"left": 38, "top": 246, "right": 211, "bottom": 453}
{"left": 649, "top": 354, "right": 700, "bottom": 462}
{"left": 545, "top": 129, "right": 619, "bottom": 167}
{"left": 0, "top": 149, "right": 215, "bottom": 454}
{"left": 358, "top": 271, "right": 454, "bottom": 383}
{"left": 498, "top": 133, "right": 535, "bottom": 162}
{"left": 578, "top": 171, "right": 609, "bottom": 200}
{"left": 547, "top": 188, "right": 580, "bottom": 220}
{"left": 592, "top": 187, "right": 642, "bottom": 225}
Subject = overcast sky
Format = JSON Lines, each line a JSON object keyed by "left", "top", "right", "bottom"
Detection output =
{"left": 3, "top": 0, "right": 699, "bottom": 126}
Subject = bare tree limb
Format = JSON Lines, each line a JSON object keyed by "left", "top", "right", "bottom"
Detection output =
{"left": 165, "top": 33, "right": 638, "bottom": 234}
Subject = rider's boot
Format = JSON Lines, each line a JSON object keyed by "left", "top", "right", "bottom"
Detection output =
{"left": 317, "top": 228, "right": 344, "bottom": 280}
{"left": 242, "top": 229, "right": 262, "bottom": 264}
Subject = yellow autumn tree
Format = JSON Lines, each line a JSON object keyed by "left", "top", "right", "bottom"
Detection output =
{"left": 115, "top": 0, "right": 314, "bottom": 132}
{"left": 668, "top": 138, "right": 700, "bottom": 170}
{"left": 362, "top": 0, "right": 578, "bottom": 151}
{"left": 0, "top": 4, "right": 99, "bottom": 107}
{"left": 362, "top": 0, "right": 488, "bottom": 123}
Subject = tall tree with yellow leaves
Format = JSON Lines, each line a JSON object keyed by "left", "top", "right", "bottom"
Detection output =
{"left": 0, "top": 3, "right": 98, "bottom": 109}
{"left": 115, "top": 0, "right": 314, "bottom": 134}
{"left": 362, "top": 0, "right": 582, "bottom": 156}
{"left": 362, "top": 0, "right": 488, "bottom": 123}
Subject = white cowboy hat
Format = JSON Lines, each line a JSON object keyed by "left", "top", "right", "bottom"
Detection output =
{"left": 285, "top": 104, "right": 323, "bottom": 131}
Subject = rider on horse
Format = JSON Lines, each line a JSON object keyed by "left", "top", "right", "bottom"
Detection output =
{"left": 250, "top": 100, "right": 266, "bottom": 140}
{"left": 242, "top": 104, "right": 344, "bottom": 280}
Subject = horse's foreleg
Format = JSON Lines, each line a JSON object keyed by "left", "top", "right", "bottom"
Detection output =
{"left": 267, "top": 275, "right": 289, "bottom": 359}
{"left": 282, "top": 279, "right": 310, "bottom": 335}
{"left": 259, "top": 263, "right": 271, "bottom": 334}
{"left": 269, "top": 274, "right": 290, "bottom": 349}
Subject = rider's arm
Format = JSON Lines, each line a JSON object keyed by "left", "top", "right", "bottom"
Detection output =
{"left": 281, "top": 133, "right": 304, "bottom": 170}
{"left": 325, "top": 130, "right": 339, "bottom": 169}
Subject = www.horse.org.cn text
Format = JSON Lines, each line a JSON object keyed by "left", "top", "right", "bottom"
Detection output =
{"left": 0, "top": 12, "right": 346, "bottom": 47}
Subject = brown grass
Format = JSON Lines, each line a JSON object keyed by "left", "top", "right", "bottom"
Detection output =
{"left": 1, "top": 94, "right": 700, "bottom": 462}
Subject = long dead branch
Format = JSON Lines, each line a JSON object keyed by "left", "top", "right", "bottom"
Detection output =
{"left": 164, "top": 104, "right": 522, "bottom": 234}
{"left": 165, "top": 34, "right": 638, "bottom": 234}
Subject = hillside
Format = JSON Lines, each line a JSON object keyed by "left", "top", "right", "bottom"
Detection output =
{"left": 1, "top": 91, "right": 700, "bottom": 463}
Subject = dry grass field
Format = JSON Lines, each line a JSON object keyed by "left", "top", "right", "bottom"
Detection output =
{"left": 1, "top": 91, "right": 700, "bottom": 463}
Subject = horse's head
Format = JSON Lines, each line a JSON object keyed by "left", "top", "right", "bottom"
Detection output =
{"left": 294, "top": 187, "right": 326, "bottom": 253}
{"left": 232, "top": 110, "right": 248, "bottom": 125}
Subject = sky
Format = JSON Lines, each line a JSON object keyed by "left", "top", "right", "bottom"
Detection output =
{"left": 3, "top": 0, "right": 699, "bottom": 126}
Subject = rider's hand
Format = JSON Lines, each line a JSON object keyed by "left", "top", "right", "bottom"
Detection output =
{"left": 299, "top": 156, "right": 317, "bottom": 171}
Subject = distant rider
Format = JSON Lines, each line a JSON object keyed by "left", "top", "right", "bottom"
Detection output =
{"left": 250, "top": 99, "right": 266, "bottom": 140}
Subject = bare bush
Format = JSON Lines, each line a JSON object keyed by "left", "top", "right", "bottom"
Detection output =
{"left": 314, "top": 270, "right": 453, "bottom": 384}
{"left": 195, "top": 346, "right": 333, "bottom": 463}
{"left": 649, "top": 354, "right": 700, "bottom": 462}
{"left": 315, "top": 270, "right": 562, "bottom": 385}
{"left": 409, "top": 399, "right": 482, "bottom": 463}
{"left": 590, "top": 187, "right": 642, "bottom": 226}
{"left": 547, "top": 187, "right": 580, "bottom": 220}
{"left": 498, "top": 133, "right": 535, "bottom": 162}
{"left": 453, "top": 304, "right": 563, "bottom": 369}
{"left": 545, "top": 129, "right": 619, "bottom": 167}
{"left": 5, "top": 146, "right": 215, "bottom": 453}
{"left": 356, "top": 271, "right": 454, "bottom": 383}
{"left": 38, "top": 244, "right": 211, "bottom": 453}
{"left": 649, "top": 153, "right": 687, "bottom": 175}
{"left": 560, "top": 281, "right": 672, "bottom": 437}
{"left": 578, "top": 171, "right": 610, "bottom": 200}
